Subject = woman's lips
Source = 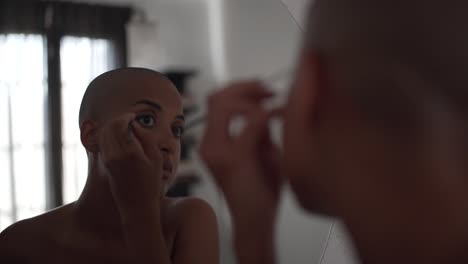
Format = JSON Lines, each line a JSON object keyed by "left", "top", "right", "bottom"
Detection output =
{"left": 162, "top": 161, "right": 173, "bottom": 180}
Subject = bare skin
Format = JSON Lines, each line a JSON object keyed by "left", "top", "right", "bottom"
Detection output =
{"left": 0, "top": 198, "right": 216, "bottom": 264}
{"left": 0, "top": 69, "right": 219, "bottom": 264}
{"left": 201, "top": 58, "right": 468, "bottom": 264}
{"left": 199, "top": 1, "right": 468, "bottom": 263}
{"left": 200, "top": 82, "right": 281, "bottom": 264}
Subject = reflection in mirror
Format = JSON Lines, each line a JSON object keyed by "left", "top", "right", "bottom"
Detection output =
{"left": 61, "top": 36, "right": 114, "bottom": 204}
{"left": 0, "top": 34, "right": 47, "bottom": 229}
{"left": 0, "top": 0, "right": 336, "bottom": 263}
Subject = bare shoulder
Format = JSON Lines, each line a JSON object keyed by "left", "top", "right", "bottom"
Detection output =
{"left": 164, "top": 197, "right": 219, "bottom": 264}
{"left": 0, "top": 214, "right": 50, "bottom": 262}
{"left": 162, "top": 197, "right": 218, "bottom": 232}
{"left": 0, "top": 204, "right": 75, "bottom": 261}
{"left": 164, "top": 197, "right": 217, "bottom": 221}
{"left": 0, "top": 218, "right": 33, "bottom": 261}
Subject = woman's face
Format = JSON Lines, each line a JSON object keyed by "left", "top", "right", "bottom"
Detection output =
{"left": 107, "top": 73, "right": 184, "bottom": 195}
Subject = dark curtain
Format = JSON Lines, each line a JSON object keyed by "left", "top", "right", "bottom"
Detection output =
{"left": 46, "top": 1, "right": 131, "bottom": 67}
{"left": 0, "top": 0, "right": 132, "bottom": 67}
{"left": 0, "top": 1, "right": 45, "bottom": 34}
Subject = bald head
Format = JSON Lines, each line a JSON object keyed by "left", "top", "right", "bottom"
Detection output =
{"left": 305, "top": 0, "right": 468, "bottom": 115}
{"left": 78, "top": 68, "right": 177, "bottom": 127}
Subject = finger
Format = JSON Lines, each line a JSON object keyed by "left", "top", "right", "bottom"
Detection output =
{"left": 269, "top": 107, "right": 284, "bottom": 117}
{"left": 100, "top": 113, "right": 141, "bottom": 159}
{"left": 244, "top": 110, "right": 284, "bottom": 190}
{"left": 261, "top": 135, "right": 284, "bottom": 187}
{"left": 211, "top": 81, "right": 274, "bottom": 116}
{"left": 131, "top": 120, "right": 162, "bottom": 164}
{"left": 200, "top": 81, "right": 276, "bottom": 172}
{"left": 128, "top": 120, "right": 149, "bottom": 154}
{"left": 221, "top": 80, "right": 274, "bottom": 100}
{"left": 204, "top": 81, "right": 274, "bottom": 146}
{"left": 204, "top": 100, "right": 262, "bottom": 145}
{"left": 237, "top": 109, "right": 276, "bottom": 151}
{"left": 115, "top": 114, "right": 140, "bottom": 151}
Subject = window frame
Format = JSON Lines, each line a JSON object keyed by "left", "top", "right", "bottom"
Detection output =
{"left": 0, "top": 0, "right": 131, "bottom": 209}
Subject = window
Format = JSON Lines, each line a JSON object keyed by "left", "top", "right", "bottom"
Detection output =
{"left": 0, "top": 1, "right": 131, "bottom": 232}
{"left": 0, "top": 34, "right": 47, "bottom": 230}
{"left": 61, "top": 36, "right": 113, "bottom": 204}
{"left": 0, "top": 35, "right": 115, "bottom": 231}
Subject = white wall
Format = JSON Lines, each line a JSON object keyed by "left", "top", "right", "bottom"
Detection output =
{"left": 223, "top": 0, "right": 300, "bottom": 79}
{"left": 68, "top": 0, "right": 217, "bottom": 96}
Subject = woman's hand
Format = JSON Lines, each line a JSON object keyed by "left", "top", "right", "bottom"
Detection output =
{"left": 99, "top": 113, "right": 163, "bottom": 213}
{"left": 98, "top": 113, "right": 170, "bottom": 264}
{"left": 200, "top": 81, "right": 283, "bottom": 264}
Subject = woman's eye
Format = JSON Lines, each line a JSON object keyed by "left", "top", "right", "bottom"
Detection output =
{"left": 172, "top": 126, "right": 184, "bottom": 138}
{"left": 136, "top": 114, "right": 156, "bottom": 127}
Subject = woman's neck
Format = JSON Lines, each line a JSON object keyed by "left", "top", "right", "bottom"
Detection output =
{"left": 74, "top": 157, "right": 124, "bottom": 239}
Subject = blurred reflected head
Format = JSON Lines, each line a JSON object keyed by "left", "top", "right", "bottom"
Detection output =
{"left": 283, "top": 0, "right": 468, "bottom": 215}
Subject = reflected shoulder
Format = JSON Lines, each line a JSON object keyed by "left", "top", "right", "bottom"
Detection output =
{"left": 0, "top": 203, "right": 75, "bottom": 258}
{"left": 0, "top": 217, "right": 35, "bottom": 262}
{"left": 164, "top": 197, "right": 216, "bottom": 218}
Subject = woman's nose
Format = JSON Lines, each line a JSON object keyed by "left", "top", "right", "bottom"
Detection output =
{"left": 158, "top": 129, "right": 177, "bottom": 155}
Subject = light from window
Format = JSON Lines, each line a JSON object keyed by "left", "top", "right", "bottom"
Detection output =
{"left": 61, "top": 36, "right": 113, "bottom": 204}
{"left": 0, "top": 34, "right": 47, "bottom": 231}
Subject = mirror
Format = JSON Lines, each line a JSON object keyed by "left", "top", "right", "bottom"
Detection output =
{"left": 0, "top": 0, "right": 343, "bottom": 263}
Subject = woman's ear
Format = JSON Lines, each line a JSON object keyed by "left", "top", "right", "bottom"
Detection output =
{"left": 80, "top": 120, "right": 99, "bottom": 153}
{"left": 291, "top": 49, "right": 324, "bottom": 127}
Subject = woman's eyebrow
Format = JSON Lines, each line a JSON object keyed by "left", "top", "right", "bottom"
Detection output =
{"left": 134, "top": 100, "right": 162, "bottom": 111}
{"left": 134, "top": 100, "right": 184, "bottom": 121}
